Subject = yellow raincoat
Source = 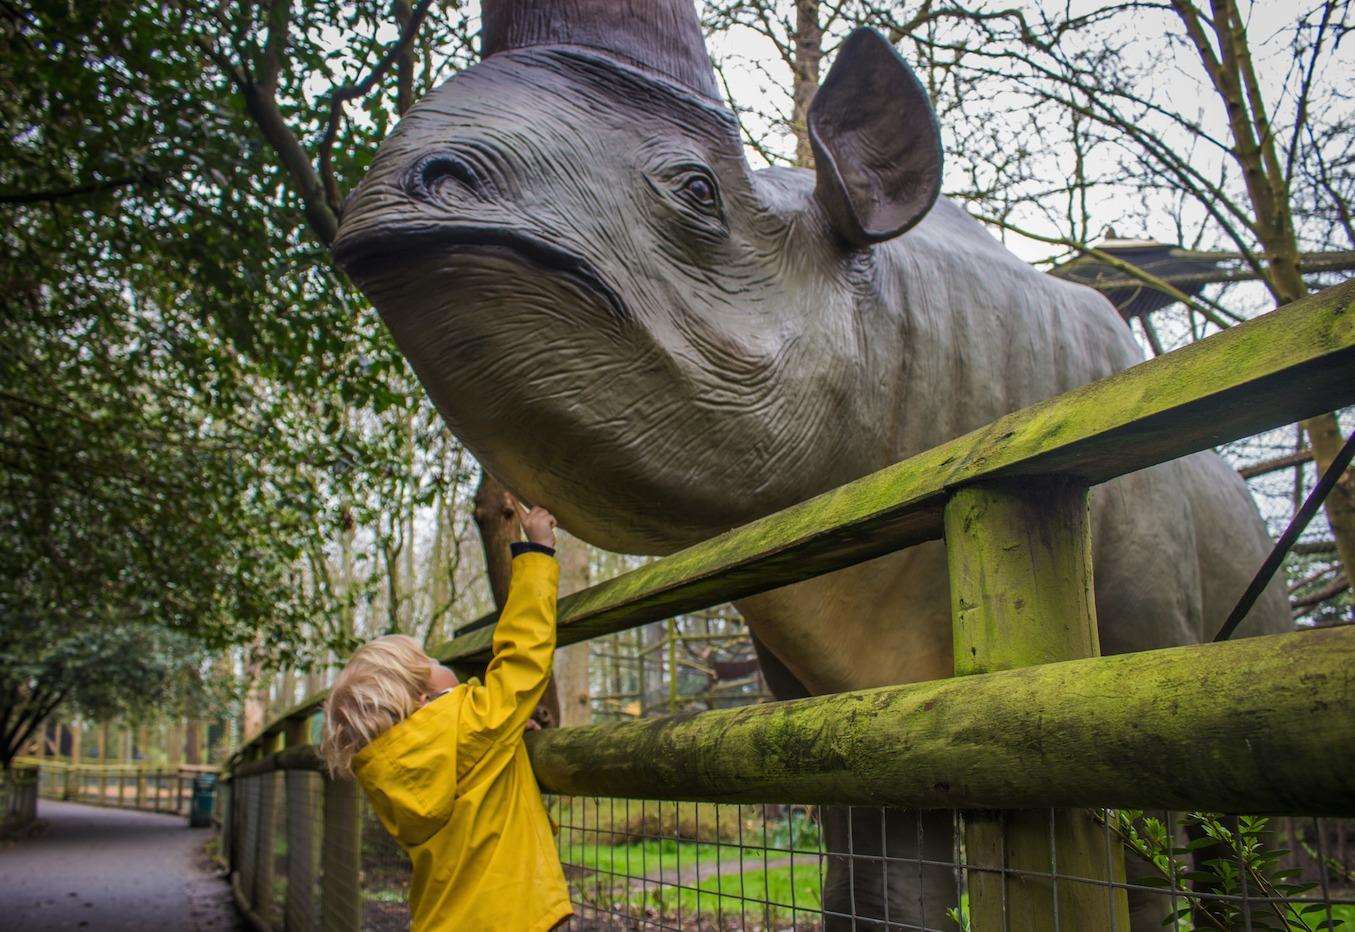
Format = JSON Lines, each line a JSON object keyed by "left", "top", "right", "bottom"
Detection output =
{"left": 353, "top": 551, "right": 572, "bottom": 932}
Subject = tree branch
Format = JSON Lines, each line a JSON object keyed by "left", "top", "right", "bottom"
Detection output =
{"left": 317, "top": 0, "right": 436, "bottom": 210}
{"left": 1291, "top": 575, "right": 1350, "bottom": 612}
{"left": 976, "top": 212, "right": 1235, "bottom": 330}
{"left": 181, "top": 0, "right": 339, "bottom": 245}
{"left": 0, "top": 171, "right": 169, "bottom": 206}
{"left": 1239, "top": 447, "right": 1313, "bottom": 480}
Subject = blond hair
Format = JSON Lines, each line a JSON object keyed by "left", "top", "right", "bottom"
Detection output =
{"left": 321, "top": 634, "right": 432, "bottom": 779}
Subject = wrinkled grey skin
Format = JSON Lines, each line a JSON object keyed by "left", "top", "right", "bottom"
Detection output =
{"left": 336, "top": 45, "right": 1288, "bottom": 930}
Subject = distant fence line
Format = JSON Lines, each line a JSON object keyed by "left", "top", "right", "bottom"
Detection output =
{"left": 17, "top": 756, "right": 212, "bottom": 819}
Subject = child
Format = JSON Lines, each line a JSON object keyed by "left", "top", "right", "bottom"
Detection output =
{"left": 320, "top": 505, "right": 572, "bottom": 932}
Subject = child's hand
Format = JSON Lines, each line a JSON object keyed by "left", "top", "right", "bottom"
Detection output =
{"left": 521, "top": 505, "right": 557, "bottom": 549}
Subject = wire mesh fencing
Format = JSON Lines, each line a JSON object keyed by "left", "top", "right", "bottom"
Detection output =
{"left": 546, "top": 799, "right": 1355, "bottom": 931}
{"left": 228, "top": 766, "right": 371, "bottom": 932}
{"left": 220, "top": 769, "right": 1355, "bottom": 930}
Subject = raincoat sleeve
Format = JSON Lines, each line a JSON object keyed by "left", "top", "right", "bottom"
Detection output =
{"left": 457, "top": 551, "right": 560, "bottom": 770}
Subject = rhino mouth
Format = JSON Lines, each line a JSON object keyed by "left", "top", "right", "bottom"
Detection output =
{"left": 333, "top": 223, "right": 629, "bottom": 323}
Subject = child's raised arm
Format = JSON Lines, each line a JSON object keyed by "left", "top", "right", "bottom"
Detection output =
{"left": 456, "top": 506, "right": 560, "bottom": 767}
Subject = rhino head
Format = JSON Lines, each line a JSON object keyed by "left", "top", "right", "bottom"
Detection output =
{"left": 334, "top": 0, "right": 942, "bottom": 554}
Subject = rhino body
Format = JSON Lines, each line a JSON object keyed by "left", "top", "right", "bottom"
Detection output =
{"left": 336, "top": 18, "right": 1288, "bottom": 927}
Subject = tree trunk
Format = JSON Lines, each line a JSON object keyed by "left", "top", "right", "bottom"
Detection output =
{"left": 276, "top": 669, "right": 295, "bottom": 719}
{"left": 1302, "top": 412, "right": 1355, "bottom": 581}
{"left": 427, "top": 486, "right": 450, "bottom": 644}
{"left": 791, "top": 0, "right": 823, "bottom": 168}
{"left": 241, "top": 644, "right": 269, "bottom": 742}
{"left": 394, "top": 0, "right": 416, "bottom": 116}
{"left": 471, "top": 467, "right": 571, "bottom": 727}
{"left": 1175, "top": 0, "right": 1355, "bottom": 590}
{"left": 167, "top": 720, "right": 183, "bottom": 767}
{"left": 551, "top": 531, "right": 593, "bottom": 727}
{"left": 184, "top": 719, "right": 201, "bottom": 766}
{"left": 471, "top": 468, "right": 521, "bottom": 609}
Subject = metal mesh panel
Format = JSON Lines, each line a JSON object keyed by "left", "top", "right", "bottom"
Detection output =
{"left": 360, "top": 793, "right": 413, "bottom": 929}
{"left": 218, "top": 779, "right": 233, "bottom": 869}
{"left": 551, "top": 797, "right": 828, "bottom": 930}
{"left": 320, "top": 776, "right": 364, "bottom": 931}
{"left": 266, "top": 771, "right": 287, "bottom": 928}
{"left": 236, "top": 775, "right": 260, "bottom": 916}
{"left": 545, "top": 799, "right": 1355, "bottom": 931}
{"left": 203, "top": 771, "right": 1355, "bottom": 929}
{"left": 284, "top": 770, "right": 323, "bottom": 932}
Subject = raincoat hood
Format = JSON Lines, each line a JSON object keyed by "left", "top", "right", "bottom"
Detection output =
{"left": 353, "top": 686, "right": 467, "bottom": 847}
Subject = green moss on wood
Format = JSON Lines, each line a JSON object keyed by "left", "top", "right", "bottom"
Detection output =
{"left": 525, "top": 626, "right": 1355, "bottom": 815}
{"left": 946, "top": 479, "right": 1099, "bottom": 675}
{"left": 946, "top": 479, "right": 1127, "bottom": 928}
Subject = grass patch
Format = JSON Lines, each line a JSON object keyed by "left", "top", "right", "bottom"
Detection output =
{"left": 560, "top": 837, "right": 726, "bottom": 877}
{"left": 565, "top": 838, "right": 828, "bottom": 927}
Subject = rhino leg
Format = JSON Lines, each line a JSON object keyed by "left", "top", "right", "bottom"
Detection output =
{"left": 749, "top": 633, "right": 959, "bottom": 928}
{"left": 821, "top": 807, "right": 959, "bottom": 930}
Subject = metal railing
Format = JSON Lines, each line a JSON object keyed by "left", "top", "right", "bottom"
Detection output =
{"left": 219, "top": 278, "right": 1355, "bottom": 930}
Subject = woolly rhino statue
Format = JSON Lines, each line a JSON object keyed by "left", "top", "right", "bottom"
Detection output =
{"left": 334, "top": 1, "right": 1288, "bottom": 925}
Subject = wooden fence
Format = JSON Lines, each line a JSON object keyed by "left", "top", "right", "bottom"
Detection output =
{"left": 19, "top": 757, "right": 211, "bottom": 818}
{"left": 1, "top": 766, "right": 38, "bottom": 833}
{"left": 219, "top": 278, "right": 1355, "bottom": 930}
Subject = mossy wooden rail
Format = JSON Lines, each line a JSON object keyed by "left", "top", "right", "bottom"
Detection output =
{"left": 522, "top": 625, "right": 1354, "bottom": 813}
{"left": 221, "top": 278, "right": 1355, "bottom": 930}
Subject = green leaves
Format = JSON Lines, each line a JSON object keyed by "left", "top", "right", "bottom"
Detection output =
{"left": 0, "top": 0, "right": 483, "bottom": 745}
{"left": 1105, "top": 809, "right": 1347, "bottom": 930}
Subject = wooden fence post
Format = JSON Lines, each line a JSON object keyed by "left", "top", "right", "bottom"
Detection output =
{"left": 254, "top": 737, "right": 279, "bottom": 924}
{"left": 236, "top": 767, "right": 258, "bottom": 918}
{"left": 285, "top": 717, "right": 319, "bottom": 931}
{"left": 97, "top": 742, "right": 106, "bottom": 804}
{"left": 321, "top": 773, "right": 363, "bottom": 930}
{"left": 224, "top": 777, "right": 235, "bottom": 867}
{"left": 945, "top": 477, "right": 1129, "bottom": 930}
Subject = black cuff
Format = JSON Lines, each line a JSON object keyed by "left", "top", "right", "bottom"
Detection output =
{"left": 510, "top": 541, "right": 556, "bottom": 558}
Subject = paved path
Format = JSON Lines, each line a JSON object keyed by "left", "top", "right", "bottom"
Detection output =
{"left": 0, "top": 800, "right": 239, "bottom": 931}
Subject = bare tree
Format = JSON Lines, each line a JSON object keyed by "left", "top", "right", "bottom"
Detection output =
{"left": 892, "top": 0, "right": 1355, "bottom": 606}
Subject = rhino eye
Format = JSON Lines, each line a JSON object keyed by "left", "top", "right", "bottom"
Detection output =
{"left": 684, "top": 176, "right": 715, "bottom": 204}
{"left": 673, "top": 168, "right": 721, "bottom": 216}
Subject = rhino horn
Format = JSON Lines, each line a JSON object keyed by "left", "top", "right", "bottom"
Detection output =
{"left": 481, "top": 0, "right": 722, "bottom": 103}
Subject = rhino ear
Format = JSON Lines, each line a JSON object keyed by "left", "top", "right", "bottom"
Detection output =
{"left": 808, "top": 28, "right": 943, "bottom": 247}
